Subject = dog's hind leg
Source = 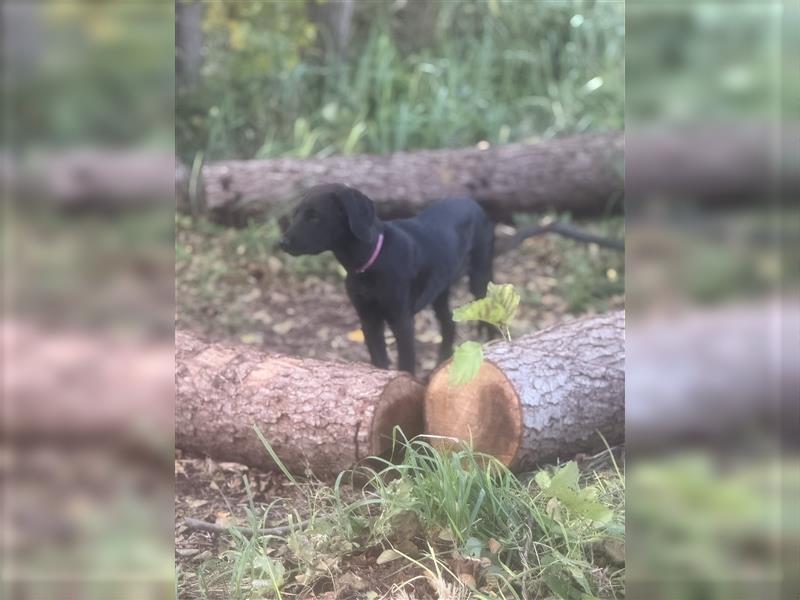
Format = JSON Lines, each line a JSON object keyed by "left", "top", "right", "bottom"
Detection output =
{"left": 433, "top": 288, "right": 455, "bottom": 363}
{"left": 468, "top": 224, "right": 494, "bottom": 300}
{"left": 468, "top": 224, "right": 498, "bottom": 340}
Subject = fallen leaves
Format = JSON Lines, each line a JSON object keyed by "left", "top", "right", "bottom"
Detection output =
{"left": 346, "top": 328, "right": 365, "bottom": 343}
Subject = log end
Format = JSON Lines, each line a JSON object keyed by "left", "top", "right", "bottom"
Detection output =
{"left": 424, "top": 360, "right": 522, "bottom": 466}
{"left": 370, "top": 375, "right": 426, "bottom": 457}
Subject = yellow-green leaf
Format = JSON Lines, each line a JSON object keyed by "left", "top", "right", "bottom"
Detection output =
{"left": 452, "top": 282, "right": 519, "bottom": 330}
{"left": 448, "top": 341, "right": 483, "bottom": 386}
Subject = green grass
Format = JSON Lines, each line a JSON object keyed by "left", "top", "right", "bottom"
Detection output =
{"left": 182, "top": 431, "right": 625, "bottom": 600}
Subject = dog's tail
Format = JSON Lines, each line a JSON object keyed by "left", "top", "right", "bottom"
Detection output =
{"left": 494, "top": 220, "right": 624, "bottom": 255}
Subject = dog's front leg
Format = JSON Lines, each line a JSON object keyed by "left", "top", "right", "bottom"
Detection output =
{"left": 360, "top": 313, "right": 389, "bottom": 369}
{"left": 388, "top": 314, "right": 416, "bottom": 375}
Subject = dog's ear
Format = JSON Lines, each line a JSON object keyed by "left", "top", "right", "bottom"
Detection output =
{"left": 339, "top": 187, "right": 377, "bottom": 243}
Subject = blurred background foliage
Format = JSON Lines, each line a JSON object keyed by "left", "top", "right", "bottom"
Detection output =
{"left": 2, "top": 3, "right": 175, "bottom": 598}
{"left": 626, "top": 1, "right": 785, "bottom": 122}
{"left": 7, "top": 1, "right": 173, "bottom": 150}
{"left": 176, "top": 0, "right": 623, "bottom": 163}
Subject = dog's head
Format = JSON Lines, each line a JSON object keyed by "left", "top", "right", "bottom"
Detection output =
{"left": 279, "top": 184, "right": 379, "bottom": 256}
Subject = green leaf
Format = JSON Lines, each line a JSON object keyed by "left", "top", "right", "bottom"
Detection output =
{"left": 542, "top": 564, "right": 585, "bottom": 600}
{"left": 448, "top": 341, "right": 483, "bottom": 386}
{"left": 568, "top": 565, "right": 593, "bottom": 594}
{"left": 253, "top": 555, "right": 285, "bottom": 589}
{"left": 549, "top": 461, "right": 580, "bottom": 494}
{"left": 540, "top": 462, "right": 613, "bottom": 524}
{"left": 321, "top": 102, "right": 338, "bottom": 122}
{"left": 534, "top": 470, "right": 552, "bottom": 490}
{"left": 463, "top": 536, "right": 484, "bottom": 558}
{"left": 452, "top": 282, "right": 519, "bottom": 331}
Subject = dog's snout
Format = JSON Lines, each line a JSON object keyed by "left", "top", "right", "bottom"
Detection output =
{"left": 278, "top": 236, "right": 290, "bottom": 251}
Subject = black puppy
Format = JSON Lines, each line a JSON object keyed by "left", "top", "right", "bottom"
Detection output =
{"left": 279, "top": 183, "right": 494, "bottom": 375}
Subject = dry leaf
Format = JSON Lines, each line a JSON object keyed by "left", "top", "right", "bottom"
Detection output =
{"left": 339, "top": 571, "right": 369, "bottom": 591}
{"left": 346, "top": 329, "right": 365, "bottom": 343}
{"left": 395, "top": 539, "right": 419, "bottom": 557}
{"left": 488, "top": 538, "right": 502, "bottom": 554}
{"left": 458, "top": 573, "right": 477, "bottom": 589}
{"left": 215, "top": 511, "right": 235, "bottom": 528}
{"left": 218, "top": 462, "right": 248, "bottom": 473}
{"left": 376, "top": 548, "right": 403, "bottom": 564}
{"left": 273, "top": 321, "right": 294, "bottom": 335}
{"left": 267, "top": 256, "right": 283, "bottom": 274}
{"left": 240, "top": 332, "right": 263, "bottom": 345}
{"left": 437, "top": 528, "right": 456, "bottom": 542}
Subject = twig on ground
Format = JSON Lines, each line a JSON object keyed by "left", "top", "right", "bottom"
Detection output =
{"left": 184, "top": 516, "right": 312, "bottom": 537}
{"left": 499, "top": 221, "right": 624, "bottom": 254}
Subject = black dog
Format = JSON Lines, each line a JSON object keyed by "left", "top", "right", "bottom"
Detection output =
{"left": 279, "top": 183, "right": 494, "bottom": 375}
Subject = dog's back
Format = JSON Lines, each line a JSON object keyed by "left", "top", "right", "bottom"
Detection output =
{"left": 390, "top": 198, "right": 494, "bottom": 312}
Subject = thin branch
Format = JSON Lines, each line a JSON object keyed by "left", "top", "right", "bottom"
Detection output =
{"left": 497, "top": 221, "right": 624, "bottom": 254}
{"left": 183, "top": 516, "right": 312, "bottom": 537}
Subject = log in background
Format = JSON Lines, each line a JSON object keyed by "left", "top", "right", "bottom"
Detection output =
{"left": 181, "top": 131, "right": 624, "bottom": 223}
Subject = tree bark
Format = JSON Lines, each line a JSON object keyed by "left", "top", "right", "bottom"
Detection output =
{"left": 425, "top": 312, "right": 625, "bottom": 471}
{"left": 7, "top": 150, "right": 175, "bottom": 211}
{"left": 2, "top": 321, "right": 174, "bottom": 458}
{"left": 176, "top": 1, "right": 205, "bottom": 90}
{"left": 625, "top": 124, "right": 800, "bottom": 209}
{"left": 626, "top": 300, "right": 797, "bottom": 449}
{"left": 186, "top": 131, "right": 624, "bottom": 223}
{"left": 175, "top": 331, "right": 425, "bottom": 478}
{"left": 306, "top": 0, "right": 355, "bottom": 62}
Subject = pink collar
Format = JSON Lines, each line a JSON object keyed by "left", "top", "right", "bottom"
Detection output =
{"left": 355, "top": 233, "right": 384, "bottom": 273}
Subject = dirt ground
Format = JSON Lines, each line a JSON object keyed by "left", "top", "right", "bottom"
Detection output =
{"left": 175, "top": 224, "right": 624, "bottom": 597}
{"left": 176, "top": 229, "right": 623, "bottom": 374}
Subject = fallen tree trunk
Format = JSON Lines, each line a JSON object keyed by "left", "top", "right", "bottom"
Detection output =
{"left": 425, "top": 311, "right": 624, "bottom": 471}
{"left": 175, "top": 331, "right": 425, "bottom": 478}
{"left": 182, "top": 131, "right": 624, "bottom": 223}
{"left": 4, "top": 150, "right": 175, "bottom": 211}
{"left": 626, "top": 300, "right": 797, "bottom": 449}
{"left": 2, "top": 321, "right": 174, "bottom": 458}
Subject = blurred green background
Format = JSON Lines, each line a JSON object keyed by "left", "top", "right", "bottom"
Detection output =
{"left": 177, "top": 0, "right": 623, "bottom": 163}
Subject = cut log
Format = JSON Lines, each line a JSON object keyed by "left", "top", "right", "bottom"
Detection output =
{"left": 184, "top": 131, "right": 624, "bottom": 223}
{"left": 626, "top": 300, "right": 798, "bottom": 449}
{"left": 175, "top": 331, "right": 425, "bottom": 478}
{"left": 2, "top": 321, "right": 174, "bottom": 458}
{"left": 425, "top": 311, "right": 624, "bottom": 471}
{"left": 4, "top": 150, "right": 175, "bottom": 211}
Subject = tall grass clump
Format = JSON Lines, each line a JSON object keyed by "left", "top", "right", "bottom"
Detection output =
{"left": 183, "top": 429, "right": 624, "bottom": 600}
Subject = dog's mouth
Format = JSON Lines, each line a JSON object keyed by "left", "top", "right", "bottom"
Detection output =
{"left": 278, "top": 238, "right": 300, "bottom": 255}
{"left": 279, "top": 238, "right": 323, "bottom": 257}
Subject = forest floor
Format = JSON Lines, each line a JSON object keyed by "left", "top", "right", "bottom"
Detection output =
{"left": 175, "top": 214, "right": 624, "bottom": 374}
{"left": 175, "top": 214, "right": 625, "bottom": 599}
